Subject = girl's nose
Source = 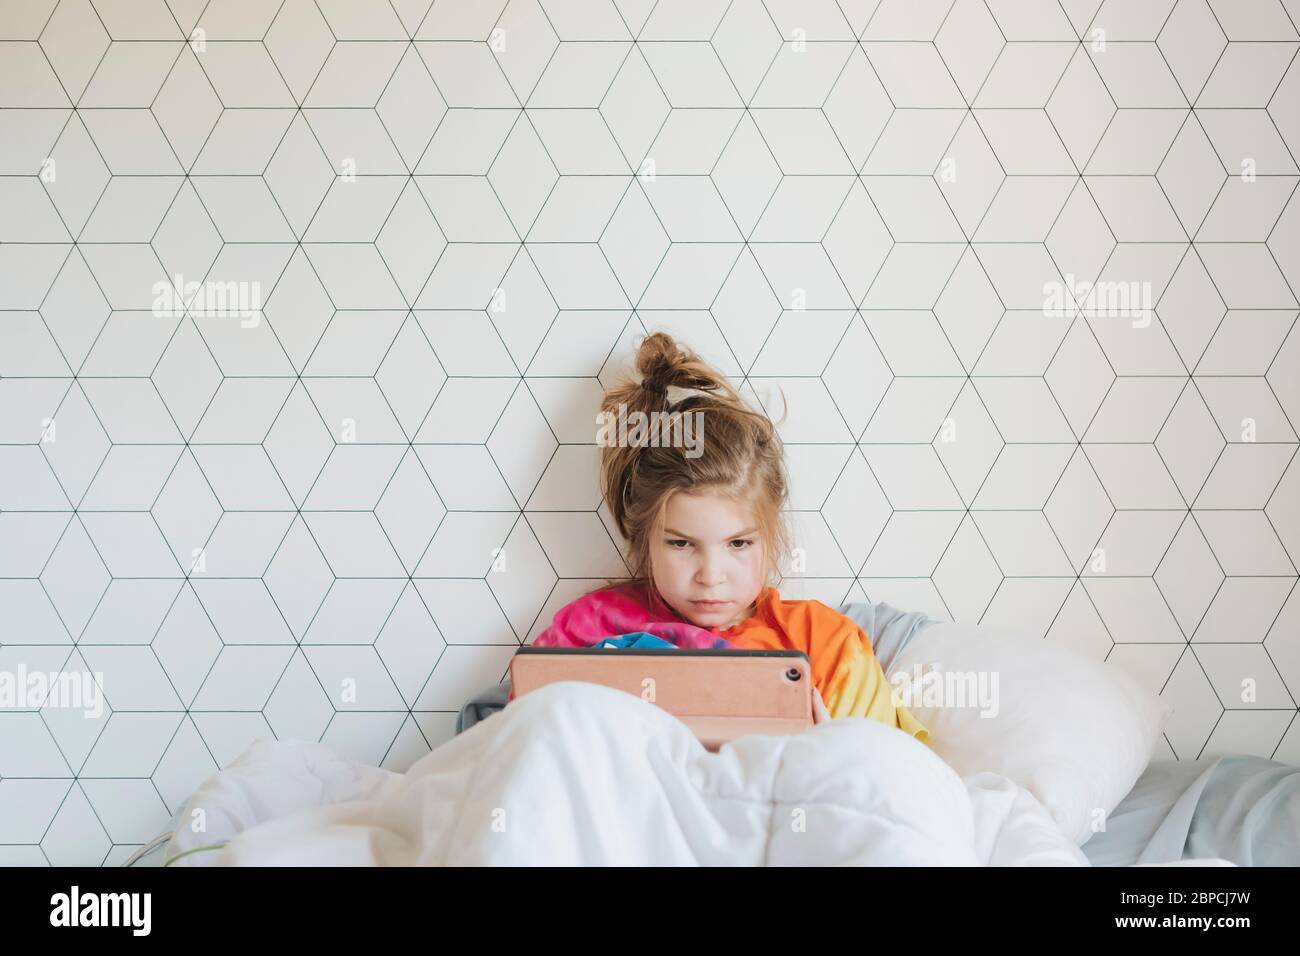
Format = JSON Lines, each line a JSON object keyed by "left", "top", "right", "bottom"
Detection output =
{"left": 695, "top": 555, "right": 725, "bottom": 586}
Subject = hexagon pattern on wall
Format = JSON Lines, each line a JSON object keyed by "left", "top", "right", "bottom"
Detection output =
{"left": 0, "top": 0, "right": 1298, "bottom": 865}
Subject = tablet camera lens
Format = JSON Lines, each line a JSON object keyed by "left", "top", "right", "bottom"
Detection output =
{"left": 784, "top": 667, "right": 801, "bottom": 682}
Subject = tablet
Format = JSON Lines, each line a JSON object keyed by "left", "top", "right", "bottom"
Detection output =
{"left": 509, "top": 646, "right": 814, "bottom": 751}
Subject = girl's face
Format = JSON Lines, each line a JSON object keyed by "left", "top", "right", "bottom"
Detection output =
{"left": 650, "top": 490, "right": 766, "bottom": 631}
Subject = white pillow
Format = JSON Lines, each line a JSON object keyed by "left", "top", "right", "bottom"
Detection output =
{"left": 887, "top": 622, "right": 1171, "bottom": 846}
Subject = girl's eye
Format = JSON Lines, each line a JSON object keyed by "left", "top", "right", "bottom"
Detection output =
{"left": 664, "top": 538, "right": 752, "bottom": 550}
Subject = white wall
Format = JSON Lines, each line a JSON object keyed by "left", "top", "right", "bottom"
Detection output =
{"left": 0, "top": 0, "right": 1297, "bottom": 864}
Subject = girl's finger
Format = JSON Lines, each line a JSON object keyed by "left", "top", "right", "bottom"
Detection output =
{"left": 812, "top": 688, "right": 830, "bottom": 724}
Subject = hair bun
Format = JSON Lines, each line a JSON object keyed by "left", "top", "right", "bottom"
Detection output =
{"left": 636, "top": 332, "right": 681, "bottom": 390}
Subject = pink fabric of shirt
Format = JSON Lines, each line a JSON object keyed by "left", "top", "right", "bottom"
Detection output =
{"left": 531, "top": 582, "right": 735, "bottom": 650}
{"left": 508, "top": 583, "right": 741, "bottom": 703}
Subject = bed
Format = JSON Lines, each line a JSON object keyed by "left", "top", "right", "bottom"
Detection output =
{"left": 1080, "top": 754, "right": 1299, "bottom": 866}
{"left": 452, "top": 601, "right": 1299, "bottom": 868}
{"left": 138, "top": 601, "right": 1296, "bottom": 866}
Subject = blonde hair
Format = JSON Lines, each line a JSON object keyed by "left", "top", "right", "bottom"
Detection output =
{"left": 595, "top": 332, "right": 791, "bottom": 602}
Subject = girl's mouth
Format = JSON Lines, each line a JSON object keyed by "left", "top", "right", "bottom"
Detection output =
{"left": 691, "top": 600, "right": 730, "bottom": 607}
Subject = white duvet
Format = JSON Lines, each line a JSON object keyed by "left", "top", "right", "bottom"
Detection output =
{"left": 164, "top": 680, "right": 1129, "bottom": 866}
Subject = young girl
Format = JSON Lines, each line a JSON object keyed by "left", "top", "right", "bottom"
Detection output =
{"left": 529, "top": 332, "right": 929, "bottom": 743}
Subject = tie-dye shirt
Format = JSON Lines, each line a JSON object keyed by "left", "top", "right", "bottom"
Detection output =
{"left": 527, "top": 582, "right": 929, "bottom": 743}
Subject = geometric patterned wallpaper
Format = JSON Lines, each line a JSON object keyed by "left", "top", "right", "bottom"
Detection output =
{"left": 1, "top": 0, "right": 1298, "bottom": 865}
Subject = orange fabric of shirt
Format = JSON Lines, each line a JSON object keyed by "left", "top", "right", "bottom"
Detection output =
{"left": 719, "top": 587, "right": 930, "bottom": 743}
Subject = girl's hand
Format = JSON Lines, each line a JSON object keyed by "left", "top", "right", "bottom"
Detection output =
{"left": 811, "top": 688, "right": 830, "bottom": 725}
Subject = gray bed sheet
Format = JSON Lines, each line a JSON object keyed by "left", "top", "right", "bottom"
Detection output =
{"left": 1082, "top": 753, "right": 1300, "bottom": 867}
